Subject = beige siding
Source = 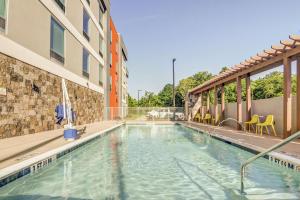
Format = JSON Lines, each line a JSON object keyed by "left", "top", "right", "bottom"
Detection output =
{"left": 90, "top": 0, "right": 99, "bottom": 22}
{"left": 5, "top": 0, "right": 106, "bottom": 87}
{"left": 7, "top": 0, "right": 50, "bottom": 59}
{"left": 65, "top": 32, "right": 82, "bottom": 76}
{"left": 90, "top": 20, "right": 99, "bottom": 52}
{"left": 90, "top": 56, "right": 100, "bottom": 85}
{"left": 66, "top": 0, "right": 83, "bottom": 35}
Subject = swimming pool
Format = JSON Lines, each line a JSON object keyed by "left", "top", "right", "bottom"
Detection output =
{"left": 0, "top": 124, "right": 299, "bottom": 199}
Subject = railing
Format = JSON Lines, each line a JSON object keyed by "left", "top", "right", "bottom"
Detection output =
{"left": 103, "top": 107, "right": 186, "bottom": 121}
{"left": 240, "top": 130, "right": 300, "bottom": 194}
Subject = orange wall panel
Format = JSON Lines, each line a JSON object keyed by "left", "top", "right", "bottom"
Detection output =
{"left": 109, "top": 18, "right": 119, "bottom": 119}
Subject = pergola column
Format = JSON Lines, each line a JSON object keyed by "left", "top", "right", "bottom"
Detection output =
{"left": 245, "top": 73, "right": 252, "bottom": 122}
{"left": 283, "top": 57, "right": 292, "bottom": 138}
{"left": 199, "top": 93, "right": 203, "bottom": 117}
{"left": 214, "top": 86, "right": 218, "bottom": 125}
{"left": 221, "top": 84, "right": 225, "bottom": 121}
{"left": 236, "top": 76, "right": 242, "bottom": 130}
{"left": 206, "top": 90, "right": 210, "bottom": 113}
{"left": 185, "top": 93, "right": 189, "bottom": 120}
{"left": 297, "top": 57, "right": 300, "bottom": 131}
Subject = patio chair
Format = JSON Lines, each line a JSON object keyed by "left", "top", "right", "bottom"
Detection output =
{"left": 212, "top": 114, "right": 220, "bottom": 125}
{"left": 194, "top": 113, "right": 201, "bottom": 122}
{"left": 256, "top": 115, "right": 277, "bottom": 136}
{"left": 244, "top": 114, "right": 260, "bottom": 132}
{"left": 202, "top": 113, "right": 211, "bottom": 124}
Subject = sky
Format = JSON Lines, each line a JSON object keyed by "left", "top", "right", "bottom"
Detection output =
{"left": 110, "top": 0, "right": 300, "bottom": 98}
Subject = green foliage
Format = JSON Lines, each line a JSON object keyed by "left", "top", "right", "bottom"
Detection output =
{"left": 252, "top": 71, "right": 296, "bottom": 100}
{"left": 128, "top": 95, "right": 138, "bottom": 107}
{"left": 128, "top": 70, "right": 297, "bottom": 107}
{"left": 158, "top": 84, "right": 173, "bottom": 106}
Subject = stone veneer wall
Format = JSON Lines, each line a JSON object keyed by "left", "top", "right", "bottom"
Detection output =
{"left": 0, "top": 53, "right": 103, "bottom": 138}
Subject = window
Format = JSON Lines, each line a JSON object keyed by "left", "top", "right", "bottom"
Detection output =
{"left": 99, "top": 65, "right": 103, "bottom": 86}
{"left": 99, "top": 35, "right": 104, "bottom": 58}
{"left": 82, "top": 48, "right": 89, "bottom": 78}
{"left": 83, "top": 9, "right": 90, "bottom": 41}
{"left": 50, "top": 18, "right": 65, "bottom": 64}
{"left": 54, "top": 0, "right": 65, "bottom": 12}
{"left": 98, "top": 0, "right": 106, "bottom": 28}
{"left": 0, "top": 0, "right": 6, "bottom": 31}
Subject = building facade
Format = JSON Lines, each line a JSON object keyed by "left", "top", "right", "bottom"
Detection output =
{"left": 109, "top": 18, "right": 119, "bottom": 119}
{"left": 117, "top": 34, "right": 129, "bottom": 118}
{"left": 108, "top": 18, "right": 129, "bottom": 119}
{"left": 0, "top": 0, "right": 114, "bottom": 138}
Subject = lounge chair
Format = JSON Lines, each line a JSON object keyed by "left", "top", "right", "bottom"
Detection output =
{"left": 194, "top": 113, "right": 201, "bottom": 122}
{"left": 244, "top": 114, "right": 260, "bottom": 132}
{"left": 212, "top": 114, "right": 220, "bottom": 125}
{"left": 256, "top": 115, "right": 277, "bottom": 136}
{"left": 203, "top": 114, "right": 211, "bottom": 124}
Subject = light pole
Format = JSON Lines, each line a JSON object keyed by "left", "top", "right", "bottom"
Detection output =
{"left": 172, "top": 58, "right": 176, "bottom": 107}
{"left": 172, "top": 58, "right": 176, "bottom": 120}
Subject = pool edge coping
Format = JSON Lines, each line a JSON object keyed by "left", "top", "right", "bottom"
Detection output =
{"left": 0, "top": 122, "right": 124, "bottom": 186}
{"left": 177, "top": 122, "right": 300, "bottom": 171}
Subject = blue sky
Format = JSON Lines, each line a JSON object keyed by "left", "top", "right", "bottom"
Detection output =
{"left": 110, "top": 0, "right": 300, "bottom": 98}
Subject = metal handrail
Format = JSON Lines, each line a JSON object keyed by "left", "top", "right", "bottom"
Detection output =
{"left": 240, "top": 131, "right": 300, "bottom": 194}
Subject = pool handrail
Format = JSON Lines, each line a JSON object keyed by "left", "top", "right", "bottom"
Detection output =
{"left": 240, "top": 130, "right": 300, "bottom": 194}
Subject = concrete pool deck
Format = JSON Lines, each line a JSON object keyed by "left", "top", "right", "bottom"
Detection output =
{"left": 179, "top": 121, "right": 300, "bottom": 168}
{"left": 0, "top": 121, "right": 123, "bottom": 169}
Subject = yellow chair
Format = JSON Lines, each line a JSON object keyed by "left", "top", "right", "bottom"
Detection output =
{"left": 244, "top": 115, "right": 260, "bottom": 132}
{"left": 212, "top": 114, "right": 220, "bottom": 125}
{"left": 194, "top": 113, "right": 201, "bottom": 122}
{"left": 256, "top": 115, "right": 277, "bottom": 136}
{"left": 202, "top": 113, "right": 211, "bottom": 124}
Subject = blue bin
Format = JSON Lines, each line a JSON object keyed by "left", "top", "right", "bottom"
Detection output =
{"left": 64, "top": 129, "right": 78, "bottom": 140}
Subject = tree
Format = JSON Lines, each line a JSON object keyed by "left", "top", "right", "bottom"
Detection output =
{"left": 128, "top": 95, "right": 138, "bottom": 107}
{"left": 158, "top": 84, "right": 173, "bottom": 106}
{"left": 127, "top": 70, "right": 296, "bottom": 108}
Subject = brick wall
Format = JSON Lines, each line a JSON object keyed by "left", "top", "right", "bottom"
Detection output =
{"left": 0, "top": 53, "right": 103, "bottom": 138}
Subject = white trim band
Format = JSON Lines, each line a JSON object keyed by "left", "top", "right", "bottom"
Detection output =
{"left": 0, "top": 34, "right": 104, "bottom": 94}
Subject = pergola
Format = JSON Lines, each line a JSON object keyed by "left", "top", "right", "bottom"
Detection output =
{"left": 188, "top": 35, "right": 300, "bottom": 139}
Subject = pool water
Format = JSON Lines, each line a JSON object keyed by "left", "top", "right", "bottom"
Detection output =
{"left": 0, "top": 125, "right": 300, "bottom": 200}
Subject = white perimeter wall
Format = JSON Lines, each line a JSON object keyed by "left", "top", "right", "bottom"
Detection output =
{"left": 209, "top": 96, "right": 297, "bottom": 137}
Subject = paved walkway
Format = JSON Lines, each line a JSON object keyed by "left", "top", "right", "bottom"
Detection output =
{"left": 180, "top": 121, "right": 300, "bottom": 160}
{"left": 0, "top": 121, "right": 122, "bottom": 169}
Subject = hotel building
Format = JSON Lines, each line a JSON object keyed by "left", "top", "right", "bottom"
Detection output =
{"left": 0, "top": 0, "right": 125, "bottom": 138}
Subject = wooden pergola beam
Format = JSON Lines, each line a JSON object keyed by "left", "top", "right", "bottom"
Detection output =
{"left": 264, "top": 49, "right": 281, "bottom": 56}
{"left": 271, "top": 44, "right": 291, "bottom": 53}
{"left": 280, "top": 39, "right": 297, "bottom": 48}
{"left": 289, "top": 34, "right": 300, "bottom": 42}
{"left": 190, "top": 45, "right": 300, "bottom": 94}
